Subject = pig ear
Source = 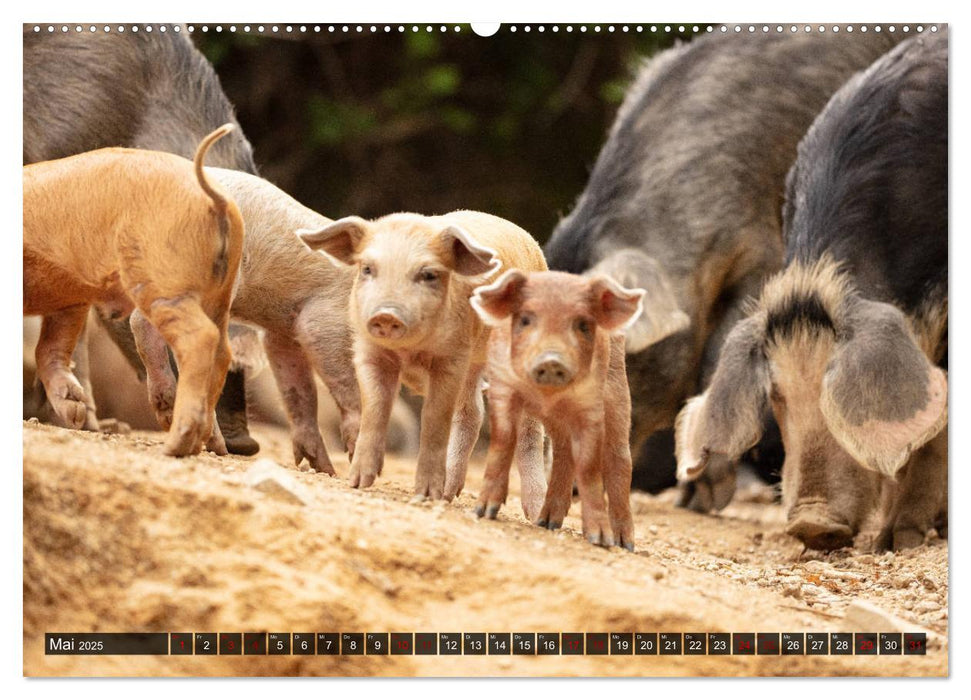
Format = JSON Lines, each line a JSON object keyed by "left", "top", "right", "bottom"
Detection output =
{"left": 588, "top": 249, "right": 690, "bottom": 353}
{"left": 588, "top": 275, "right": 646, "bottom": 333}
{"left": 674, "top": 393, "right": 711, "bottom": 481}
{"left": 441, "top": 225, "right": 501, "bottom": 277}
{"left": 470, "top": 269, "right": 528, "bottom": 326}
{"left": 297, "top": 216, "right": 369, "bottom": 264}
{"left": 675, "top": 315, "right": 769, "bottom": 479}
{"left": 820, "top": 298, "right": 947, "bottom": 478}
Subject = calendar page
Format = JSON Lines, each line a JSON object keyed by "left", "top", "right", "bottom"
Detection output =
{"left": 21, "top": 19, "right": 949, "bottom": 679}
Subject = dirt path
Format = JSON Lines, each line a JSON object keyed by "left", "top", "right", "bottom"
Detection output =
{"left": 23, "top": 420, "right": 947, "bottom": 676}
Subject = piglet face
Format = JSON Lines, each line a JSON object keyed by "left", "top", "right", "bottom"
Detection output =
{"left": 473, "top": 270, "right": 644, "bottom": 392}
{"left": 299, "top": 214, "right": 499, "bottom": 349}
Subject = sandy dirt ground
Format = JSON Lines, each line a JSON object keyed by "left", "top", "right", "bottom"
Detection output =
{"left": 23, "top": 419, "right": 948, "bottom": 677}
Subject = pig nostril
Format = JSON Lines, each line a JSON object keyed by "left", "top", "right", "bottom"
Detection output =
{"left": 367, "top": 313, "right": 407, "bottom": 339}
{"left": 531, "top": 360, "right": 572, "bottom": 387}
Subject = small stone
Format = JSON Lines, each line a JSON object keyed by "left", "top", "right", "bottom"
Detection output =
{"left": 648, "top": 525, "right": 659, "bottom": 536}
{"left": 246, "top": 459, "right": 311, "bottom": 505}
{"left": 914, "top": 600, "right": 940, "bottom": 614}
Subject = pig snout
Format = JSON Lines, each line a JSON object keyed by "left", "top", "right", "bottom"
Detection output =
{"left": 530, "top": 352, "right": 574, "bottom": 387}
{"left": 366, "top": 306, "right": 408, "bottom": 340}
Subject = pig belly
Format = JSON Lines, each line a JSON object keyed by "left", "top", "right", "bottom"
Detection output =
{"left": 23, "top": 249, "right": 103, "bottom": 316}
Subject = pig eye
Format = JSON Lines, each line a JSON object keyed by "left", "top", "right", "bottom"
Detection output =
{"left": 574, "top": 318, "right": 593, "bottom": 338}
{"left": 361, "top": 264, "right": 374, "bottom": 278}
{"left": 516, "top": 313, "right": 534, "bottom": 330}
{"left": 417, "top": 269, "right": 440, "bottom": 284}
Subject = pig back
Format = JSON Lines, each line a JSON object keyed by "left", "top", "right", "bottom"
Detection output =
{"left": 783, "top": 29, "right": 947, "bottom": 334}
{"left": 441, "top": 210, "right": 548, "bottom": 276}
{"left": 23, "top": 27, "right": 256, "bottom": 174}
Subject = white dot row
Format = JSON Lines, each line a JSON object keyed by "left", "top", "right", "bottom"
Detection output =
{"left": 30, "top": 24, "right": 941, "bottom": 35}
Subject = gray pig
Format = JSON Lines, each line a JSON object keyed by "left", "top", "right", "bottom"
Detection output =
{"left": 543, "top": 29, "right": 904, "bottom": 511}
{"left": 23, "top": 26, "right": 261, "bottom": 455}
{"left": 133, "top": 167, "right": 361, "bottom": 474}
{"left": 676, "top": 30, "right": 947, "bottom": 551}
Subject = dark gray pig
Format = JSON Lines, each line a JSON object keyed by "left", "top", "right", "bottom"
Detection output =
{"left": 544, "top": 28, "right": 904, "bottom": 510}
{"left": 677, "top": 29, "right": 948, "bottom": 551}
{"left": 23, "top": 26, "right": 261, "bottom": 455}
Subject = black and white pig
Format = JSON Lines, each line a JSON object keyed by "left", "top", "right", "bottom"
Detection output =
{"left": 544, "top": 29, "right": 904, "bottom": 511}
{"left": 676, "top": 29, "right": 947, "bottom": 551}
{"left": 23, "top": 26, "right": 261, "bottom": 455}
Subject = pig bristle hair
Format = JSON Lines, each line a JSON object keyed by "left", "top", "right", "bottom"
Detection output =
{"left": 759, "top": 254, "right": 855, "bottom": 343}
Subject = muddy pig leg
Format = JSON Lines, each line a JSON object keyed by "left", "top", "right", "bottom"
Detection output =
{"left": 264, "top": 330, "right": 334, "bottom": 474}
{"left": 202, "top": 314, "right": 232, "bottom": 456}
{"left": 348, "top": 346, "right": 401, "bottom": 489}
{"left": 141, "top": 297, "right": 220, "bottom": 457}
{"left": 536, "top": 426, "right": 575, "bottom": 531}
{"left": 604, "top": 398, "right": 635, "bottom": 551}
{"left": 296, "top": 305, "right": 362, "bottom": 461}
{"left": 70, "top": 321, "right": 100, "bottom": 430}
{"left": 515, "top": 415, "right": 546, "bottom": 521}
{"left": 444, "top": 364, "right": 485, "bottom": 501}
{"left": 475, "top": 387, "right": 520, "bottom": 519}
{"left": 574, "top": 421, "right": 613, "bottom": 547}
{"left": 130, "top": 308, "right": 178, "bottom": 431}
{"left": 412, "top": 356, "right": 465, "bottom": 501}
{"left": 34, "top": 304, "right": 91, "bottom": 429}
{"left": 876, "top": 426, "right": 947, "bottom": 550}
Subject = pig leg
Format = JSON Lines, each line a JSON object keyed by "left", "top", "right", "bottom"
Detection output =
{"left": 348, "top": 347, "right": 401, "bottom": 489}
{"left": 215, "top": 369, "right": 259, "bottom": 455}
{"left": 443, "top": 363, "right": 485, "bottom": 501}
{"left": 298, "top": 322, "right": 362, "bottom": 461}
{"left": 141, "top": 297, "right": 221, "bottom": 457}
{"left": 412, "top": 356, "right": 466, "bottom": 501}
{"left": 130, "top": 309, "right": 177, "bottom": 431}
{"left": 203, "top": 315, "right": 232, "bottom": 456}
{"left": 876, "top": 427, "right": 947, "bottom": 550}
{"left": 604, "top": 399, "right": 635, "bottom": 551}
{"left": 515, "top": 416, "right": 547, "bottom": 521}
{"left": 263, "top": 330, "right": 334, "bottom": 475}
{"left": 574, "top": 422, "right": 613, "bottom": 547}
{"left": 536, "top": 426, "right": 576, "bottom": 530}
{"left": 474, "top": 388, "right": 520, "bottom": 519}
{"left": 34, "top": 304, "right": 91, "bottom": 429}
{"left": 70, "top": 322, "right": 100, "bottom": 431}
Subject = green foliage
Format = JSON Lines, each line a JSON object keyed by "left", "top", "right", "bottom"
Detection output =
{"left": 197, "top": 25, "right": 692, "bottom": 239}
{"left": 307, "top": 94, "right": 377, "bottom": 146}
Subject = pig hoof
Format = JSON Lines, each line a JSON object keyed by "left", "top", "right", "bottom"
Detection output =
{"left": 150, "top": 396, "right": 175, "bottom": 431}
{"left": 615, "top": 527, "right": 636, "bottom": 552}
{"left": 225, "top": 432, "right": 260, "bottom": 456}
{"left": 474, "top": 503, "right": 487, "bottom": 518}
{"left": 97, "top": 418, "right": 131, "bottom": 435}
{"left": 81, "top": 410, "right": 100, "bottom": 432}
{"left": 164, "top": 424, "right": 204, "bottom": 458}
{"left": 485, "top": 503, "right": 501, "bottom": 520}
{"left": 206, "top": 432, "right": 229, "bottom": 456}
{"left": 586, "top": 531, "right": 614, "bottom": 548}
{"left": 216, "top": 401, "right": 260, "bottom": 456}
{"left": 50, "top": 382, "right": 89, "bottom": 430}
{"left": 786, "top": 511, "right": 853, "bottom": 551}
